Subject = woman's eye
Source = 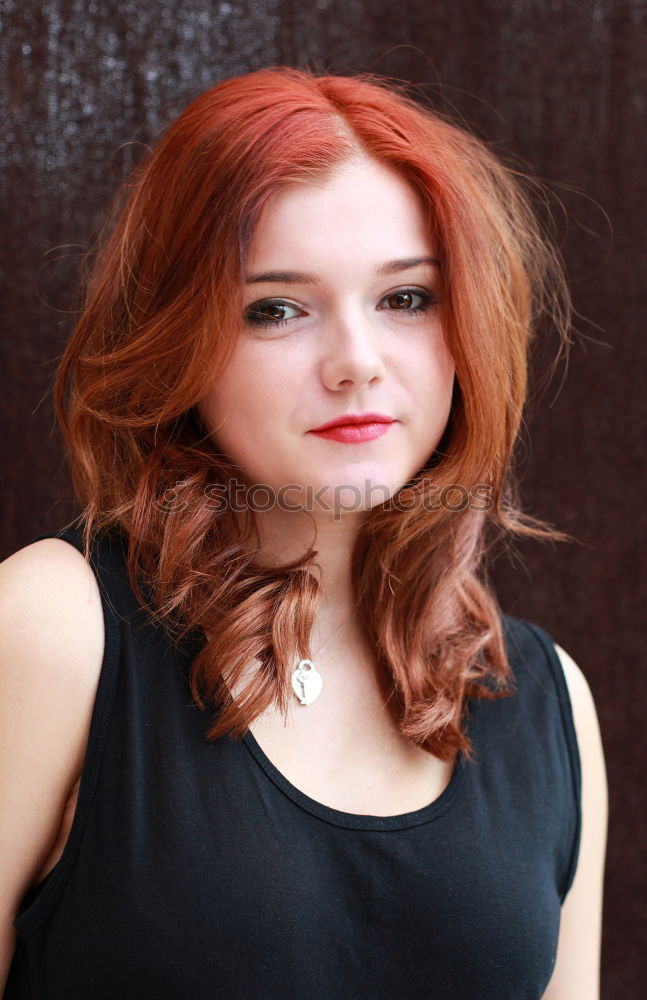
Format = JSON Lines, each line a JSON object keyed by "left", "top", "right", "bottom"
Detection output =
{"left": 244, "top": 300, "right": 303, "bottom": 329}
{"left": 379, "top": 288, "right": 438, "bottom": 315}
{"left": 243, "top": 287, "right": 438, "bottom": 330}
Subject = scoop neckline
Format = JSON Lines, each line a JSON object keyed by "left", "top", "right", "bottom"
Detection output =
{"left": 240, "top": 699, "right": 477, "bottom": 832}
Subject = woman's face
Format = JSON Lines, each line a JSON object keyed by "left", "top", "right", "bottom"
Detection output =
{"left": 197, "top": 156, "right": 455, "bottom": 519}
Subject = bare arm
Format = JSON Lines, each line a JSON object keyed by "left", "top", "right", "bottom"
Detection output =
{"left": 0, "top": 539, "right": 104, "bottom": 992}
{"left": 542, "top": 643, "right": 608, "bottom": 999}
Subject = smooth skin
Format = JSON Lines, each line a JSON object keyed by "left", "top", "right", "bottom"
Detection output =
{"left": 196, "top": 155, "right": 455, "bottom": 621}
{"left": 0, "top": 155, "right": 607, "bottom": 995}
{"left": 198, "top": 157, "right": 454, "bottom": 508}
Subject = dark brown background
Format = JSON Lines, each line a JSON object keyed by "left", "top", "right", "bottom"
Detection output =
{"left": 2, "top": 1, "right": 645, "bottom": 995}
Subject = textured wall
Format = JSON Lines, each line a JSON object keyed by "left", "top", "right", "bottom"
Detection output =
{"left": 2, "top": 1, "right": 645, "bottom": 994}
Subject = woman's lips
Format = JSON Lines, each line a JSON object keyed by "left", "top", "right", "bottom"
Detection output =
{"left": 308, "top": 421, "right": 394, "bottom": 443}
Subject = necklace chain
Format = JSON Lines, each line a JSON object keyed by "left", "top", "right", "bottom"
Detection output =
{"left": 310, "top": 610, "right": 356, "bottom": 658}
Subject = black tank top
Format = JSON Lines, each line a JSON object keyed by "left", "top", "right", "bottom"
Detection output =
{"left": 6, "top": 526, "right": 581, "bottom": 999}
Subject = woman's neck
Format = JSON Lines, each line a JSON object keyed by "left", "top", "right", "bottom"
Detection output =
{"left": 254, "top": 506, "right": 366, "bottom": 617}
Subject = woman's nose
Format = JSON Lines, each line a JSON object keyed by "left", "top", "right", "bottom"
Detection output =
{"left": 319, "top": 309, "right": 387, "bottom": 391}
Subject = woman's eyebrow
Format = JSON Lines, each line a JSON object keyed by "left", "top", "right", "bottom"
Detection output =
{"left": 245, "top": 256, "right": 440, "bottom": 285}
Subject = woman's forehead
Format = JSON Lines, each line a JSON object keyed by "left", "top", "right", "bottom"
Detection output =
{"left": 245, "top": 159, "right": 433, "bottom": 269}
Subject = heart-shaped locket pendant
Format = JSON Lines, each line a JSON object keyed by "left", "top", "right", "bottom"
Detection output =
{"left": 291, "top": 659, "right": 324, "bottom": 706}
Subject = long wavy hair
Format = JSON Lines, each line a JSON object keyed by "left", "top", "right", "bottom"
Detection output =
{"left": 54, "top": 65, "right": 571, "bottom": 762}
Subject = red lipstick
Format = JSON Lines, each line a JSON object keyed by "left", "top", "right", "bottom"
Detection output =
{"left": 308, "top": 412, "right": 395, "bottom": 444}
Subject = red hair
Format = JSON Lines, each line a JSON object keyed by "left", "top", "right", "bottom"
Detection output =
{"left": 54, "top": 66, "right": 571, "bottom": 761}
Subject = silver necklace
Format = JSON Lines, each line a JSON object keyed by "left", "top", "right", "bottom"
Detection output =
{"left": 290, "top": 612, "right": 355, "bottom": 706}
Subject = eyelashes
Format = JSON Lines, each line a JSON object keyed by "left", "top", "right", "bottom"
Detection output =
{"left": 243, "top": 287, "right": 439, "bottom": 330}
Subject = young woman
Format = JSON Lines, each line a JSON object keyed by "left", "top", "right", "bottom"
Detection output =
{"left": 0, "top": 67, "right": 607, "bottom": 998}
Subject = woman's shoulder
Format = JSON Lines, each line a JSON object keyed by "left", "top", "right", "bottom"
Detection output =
{"left": 0, "top": 537, "right": 105, "bottom": 927}
{"left": 499, "top": 615, "right": 607, "bottom": 873}
{"left": 552, "top": 642, "right": 594, "bottom": 713}
{"left": 0, "top": 535, "right": 106, "bottom": 768}
{"left": 0, "top": 534, "right": 105, "bottom": 644}
{"left": 499, "top": 612, "right": 596, "bottom": 710}
{"left": 550, "top": 641, "right": 607, "bottom": 829}
{"left": 533, "top": 643, "right": 607, "bottom": 996}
